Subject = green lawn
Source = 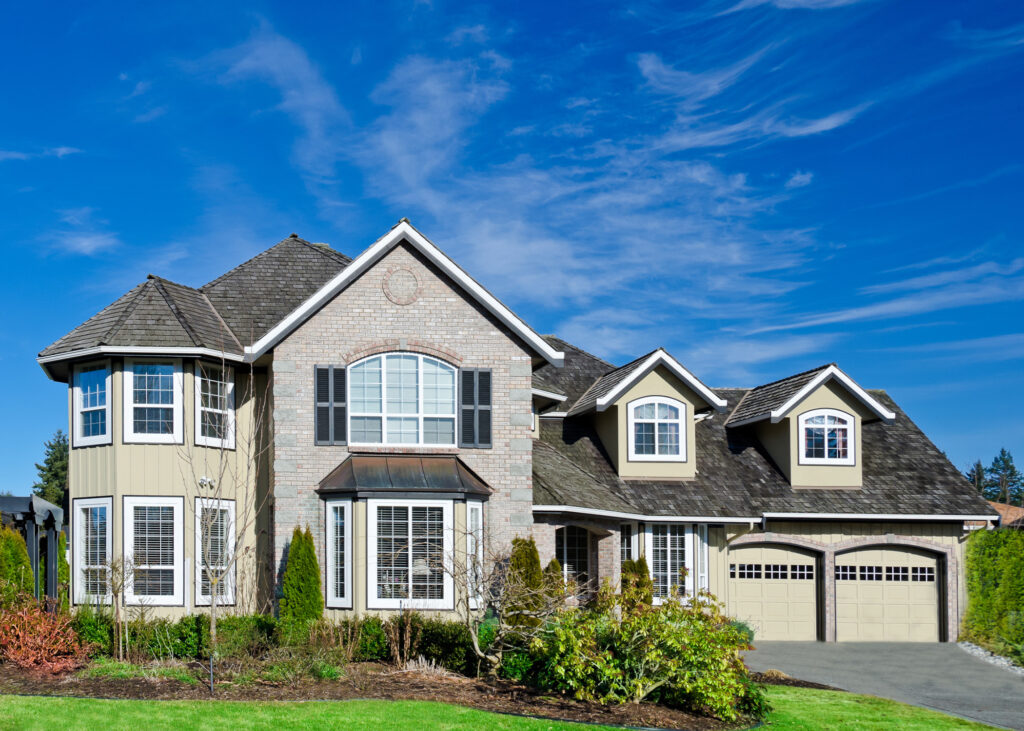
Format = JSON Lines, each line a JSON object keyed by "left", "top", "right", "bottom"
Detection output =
{"left": 0, "top": 687, "right": 995, "bottom": 730}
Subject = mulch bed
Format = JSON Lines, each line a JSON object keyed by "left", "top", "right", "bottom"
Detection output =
{"left": 0, "top": 663, "right": 753, "bottom": 730}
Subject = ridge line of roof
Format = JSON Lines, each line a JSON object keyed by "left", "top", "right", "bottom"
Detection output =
{"left": 101, "top": 280, "right": 151, "bottom": 346}
{"left": 725, "top": 389, "right": 753, "bottom": 424}
{"left": 150, "top": 278, "right": 201, "bottom": 347}
{"left": 295, "top": 239, "right": 352, "bottom": 266}
{"left": 199, "top": 290, "right": 244, "bottom": 353}
{"left": 541, "top": 335, "right": 616, "bottom": 368}
{"left": 747, "top": 362, "right": 836, "bottom": 391}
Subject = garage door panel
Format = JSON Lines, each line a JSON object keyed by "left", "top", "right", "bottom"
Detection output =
{"left": 727, "top": 545, "right": 819, "bottom": 641}
{"left": 835, "top": 547, "right": 939, "bottom": 643}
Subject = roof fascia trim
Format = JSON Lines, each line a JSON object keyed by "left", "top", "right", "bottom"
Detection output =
{"left": 532, "top": 504, "right": 759, "bottom": 523}
{"left": 770, "top": 365, "right": 895, "bottom": 423}
{"left": 532, "top": 387, "right": 567, "bottom": 402}
{"left": 763, "top": 512, "right": 996, "bottom": 521}
{"left": 245, "top": 221, "right": 564, "bottom": 367}
{"left": 38, "top": 345, "right": 245, "bottom": 365}
{"left": 595, "top": 350, "right": 727, "bottom": 413}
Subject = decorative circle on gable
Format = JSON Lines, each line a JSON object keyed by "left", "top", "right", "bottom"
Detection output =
{"left": 382, "top": 267, "right": 420, "bottom": 305}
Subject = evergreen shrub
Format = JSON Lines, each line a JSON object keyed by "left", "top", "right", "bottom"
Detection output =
{"left": 279, "top": 526, "right": 323, "bottom": 624}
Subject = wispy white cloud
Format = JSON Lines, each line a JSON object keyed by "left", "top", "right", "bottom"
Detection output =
{"left": 876, "top": 333, "right": 1024, "bottom": 366}
{"left": 724, "top": 0, "right": 869, "bottom": 12}
{"left": 785, "top": 170, "right": 813, "bottom": 188}
{"left": 947, "top": 21, "right": 1024, "bottom": 51}
{"left": 0, "top": 146, "right": 81, "bottom": 162}
{"left": 446, "top": 24, "right": 488, "bottom": 45}
{"left": 45, "top": 207, "right": 121, "bottom": 255}
{"left": 133, "top": 106, "right": 168, "bottom": 123}
{"left": 637, "top": 48, "right": 770, "bottom": 107}
{"left": 862, "top": 258, "right": 1024, "bottom": 296}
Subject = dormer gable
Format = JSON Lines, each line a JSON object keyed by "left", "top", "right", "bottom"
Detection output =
{"left": 728, "top": 364, "right": 892, "bottom": 489}
{"left": 568, "top": 350, "right": 724, "bottom": 480}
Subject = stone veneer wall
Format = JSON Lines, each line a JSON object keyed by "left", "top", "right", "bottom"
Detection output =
{"left": 269, "top": 242, "right": 535, "bottom": 596}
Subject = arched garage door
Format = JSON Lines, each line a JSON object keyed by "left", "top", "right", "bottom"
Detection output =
{"left": 727, "top": 545, "right": 819, "bottom": 641}
{"left": 834, "top": 546, "right": 941, "bottom": 642}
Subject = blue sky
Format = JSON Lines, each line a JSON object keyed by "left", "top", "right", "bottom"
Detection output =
{"left": 2, "top": 1, "right": 1023, "bottom": 494}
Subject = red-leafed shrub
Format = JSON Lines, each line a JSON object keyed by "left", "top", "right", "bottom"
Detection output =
{"left": 0, "top": 603, "right": 89, "bottom": 673}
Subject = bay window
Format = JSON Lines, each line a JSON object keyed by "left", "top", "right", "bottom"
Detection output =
{"left": 628, "top": 396, "right": 686, "bottom": 461}
{"left": 367, "top": 499, "right": 453, "bottom": 609}
{"left": 195, "top": 362, "right": 235, "bottom": 449}
{"left": 325, "top": 498, "right": 353, "bottom": 609}
{"left": 73, "top": 497, "right": 112, "bottom": 604}
{"left": 195, "top": 498, "right": 235, "bottom": 606}
{"left": 123, "top": 359, "right": 183, "bottom": 444}
{"left": 73, "top": 362, "right": 111, "bottom": 447}
{"left": 124, "top": 496, "right": 183, "bottom": 605}
{"left": 799, "top": 408, "right": 854, "bottom": 465}
{"left": 349, "top": 354, "right": 456, "bottom": 446}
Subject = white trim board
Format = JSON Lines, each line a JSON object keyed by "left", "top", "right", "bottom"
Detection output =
{"left": 762, "top": 512, "right": 998, "bottom": 522}
{"left": 532, "top": 387, "right": 567, "bottom": 402}
{"left": 728, "top": 365, "right": 896, "bottom": 428}
{"left": 595, "top": 350, "right": 727, "bottom": 413}
{"left": 532, "top": 505, "right": 760, "bottom": 524}
{"left": 246, "top": 220, "right": 564, "bottom": 367}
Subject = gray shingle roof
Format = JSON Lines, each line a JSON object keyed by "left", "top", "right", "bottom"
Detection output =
{"left": 40, "top": 234, "right": 350, "bottom": 360}
{"left": 201, "top": 236, "right": 350, "bottom": 345}
{"left": 532, "top": 336, "right": 615, "bottom": 408}
{"left": 565, "top": 350, "right": 660, "bottom": 416}
{"left": 536, "top": 388, "right": 996, "bottom": 518}
{"left": 725, "top": 364, "right": 833, "bottom": 426}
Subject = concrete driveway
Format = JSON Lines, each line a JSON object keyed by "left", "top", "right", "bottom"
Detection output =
{"left": 745, "top": 642, "right": 1024, "bottom": 729}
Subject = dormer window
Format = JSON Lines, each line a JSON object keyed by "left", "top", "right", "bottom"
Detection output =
{"left": 627, "top": 396, "right": 686, "bottom": 462}
{"left": 799, "top": 408, "right": 854, "bottom": 465}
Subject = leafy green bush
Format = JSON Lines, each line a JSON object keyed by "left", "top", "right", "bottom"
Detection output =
{"left": 416, "top": 617, "right": 475, "bottom": 675}
{"left": 72, "top": 604, "right": 115, "bottom": 656}
{"left": 0, "top": 525, "right": 33, "bottom": 607}
{"left": 124, "top": 615, "right": 209, "bottom": 661}
{"left": 355, "top": 616, "right": 388, "bottom": 661}
{"left": 621, "top": 558, "right": 653, "bottom": 606}
{"left": 530, "top": 584, "right": 767, "bottom": 721}
{"left": 279, "top": 526, "right": 323, "bottom": 624}
{"left": 57, "top": 532, "right": 70, "bottom": 613}
{"left": 729, "top": 619, "right": 755, "bottom": 644}
{"left": 963, "top": 528, "right": 1024, "bottom": 663}
{"left": 217, "top": 615, "right": 278, "bottom": 658}
{"left": 498, "top": 650, "right": 536, "bottom": 683}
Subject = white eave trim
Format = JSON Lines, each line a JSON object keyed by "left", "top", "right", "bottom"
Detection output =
{"left": 244, "top": 221, "right": 564, "bottom": 367}
{"left": 770, "top": 365, "right": 895, "bottom": 423}
{"left": 595, "top": 349, "right": 727, "bottom": 413}
{"left": 532, "top": 387, "right": 567, "bottom": 402}
{"left": 532, "top": 505, "right": 760, "bottom": 523}
{"left": 762, "top": 512, "right": 997, "bottom": 522}
{"left": 37, "top": 346, "right": 245, "bottom": 381}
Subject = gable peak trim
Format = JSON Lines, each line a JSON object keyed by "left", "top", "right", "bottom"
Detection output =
{"left": 595, "top": 348, "right": 727, "bottom": 412}
{"left": 770, "top": 364, "right": 895, "bottom": 423}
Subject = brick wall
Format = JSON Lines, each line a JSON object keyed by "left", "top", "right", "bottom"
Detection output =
{"left": 269, "top": 242, "right": 535, "bottom": 592}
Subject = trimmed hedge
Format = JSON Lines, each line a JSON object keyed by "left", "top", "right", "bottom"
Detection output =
{"left": 962, "top": 528, "right": 1024, "bottom": 663}
{"left": 0, "top": 525, "right": 33, "bottom": 607}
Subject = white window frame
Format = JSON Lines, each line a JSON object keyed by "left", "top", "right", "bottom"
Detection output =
{"left": 798, "top": 408, "right": 855, "bottom": 466}
{"left": 324, "top": 498, "right": 353, "bottom": 609}
{"left": 72, "top": 361, "right": 112, "bottom": 447}
{"left": 627, "top": 396, "right": 687, "bottom": 462}
{"left": 348, "top": 352, "right": 457, "bottom": 447}
{"left": 194, "top": 362, "right": 236, "bottom": 449}
{"left": 643, "top": 523, "right": 708, "bottom": 604}
{"left": 72, "top": 496, "right": 112, "bottom": 605}
{"left": 123, "top": 495, "right": 184, "bottom": 606}
{"left": 123, "top": 358, "right": 184, "bottom": 444}
{"left": 367, "top": 499, "right": 454, "bottom": 610}
{"left": 467, "top": 501, "right": 484, "bottom": 610}
{"left": 620, "top": 522, "right": 638, "bottom": 564}
{"left": 194, "top": 498, "right": 236, "bottom": 606}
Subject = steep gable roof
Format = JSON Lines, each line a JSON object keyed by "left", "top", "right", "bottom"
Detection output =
{"left": 201, "top": 235, "right": 350, "bottom": 346}
{"left": 726, "top": 363, "right": 895, "bottom": 427}
{"left": 532, "top": 336, "right": 615, "bottom": 408}
{"left": 566, "top": 348, "right": 727, "bottom": 416}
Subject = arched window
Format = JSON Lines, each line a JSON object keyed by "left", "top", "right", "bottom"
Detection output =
{"left": 799, "top": 408, "right": 854, "bottom": 465}
{"left": 627, "top": 396, "right": 686, "bottom": 462}
{"left": 348, "top": 353, "right": 457, "bottom": 446}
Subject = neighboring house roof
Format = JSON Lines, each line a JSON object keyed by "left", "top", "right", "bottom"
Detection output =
{"left": 532, "top": 336, "right": 615, "bottom": 408}
{"left": 535, "top": 388, "right": 997, "bottom": 521}
{"left": 39, "top": 275, "right": 240, "bottom": 361}
{"left": 988, "top": 501, "right": 1024, "bottom": 528}
{"left": 726, "top": 363, "right": 895, "bottom": 427}
{"left": 39, "top": 221, "right": 565, "bottom": 377}
{"left": 566, "top": 348, "right": 727, "bottom": 417}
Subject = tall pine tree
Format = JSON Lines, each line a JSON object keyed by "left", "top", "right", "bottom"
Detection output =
{"left": 965, "top": 459, "right": 986, "bottom": 496}
{"left": 32, "top": 430, "right": 68, "bottom": 509}
{"left": 985, "top": 449, "right": 1023, "bottom": 506}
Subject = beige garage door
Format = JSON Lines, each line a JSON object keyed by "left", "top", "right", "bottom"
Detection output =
{"left": 727, "top": 545, "right": 819, "bottom": 641}
{"left": 835, "top": 547, "right": 940, "bottom": 642}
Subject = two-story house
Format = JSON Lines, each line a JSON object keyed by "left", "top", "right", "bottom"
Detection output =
{"left": 39, "top": 220, "right": 997, "bottom": 641}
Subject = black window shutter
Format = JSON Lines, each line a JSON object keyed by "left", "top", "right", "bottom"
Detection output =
{"left": 459, "top": 369, "right": 493, "bottom": 448}
{"left": 332, "top": 367, "right": 347, "bottom": 445}
{"left": 315, "top": 366, "right": 331, "bottom": 445}
{"left": 315, "top": 365, "right": 347, "bottom": 445}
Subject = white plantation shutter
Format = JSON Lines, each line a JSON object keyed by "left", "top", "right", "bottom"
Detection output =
{"left": 125, "top": 497, "right": 183, "bottom": 605}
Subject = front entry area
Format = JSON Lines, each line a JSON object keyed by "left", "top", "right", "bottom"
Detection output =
{"left": 834, "top": 546, "right": 941, "bottom": 642}
{"left": 727, "top": 544, "right": 820, "bottom": 641}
